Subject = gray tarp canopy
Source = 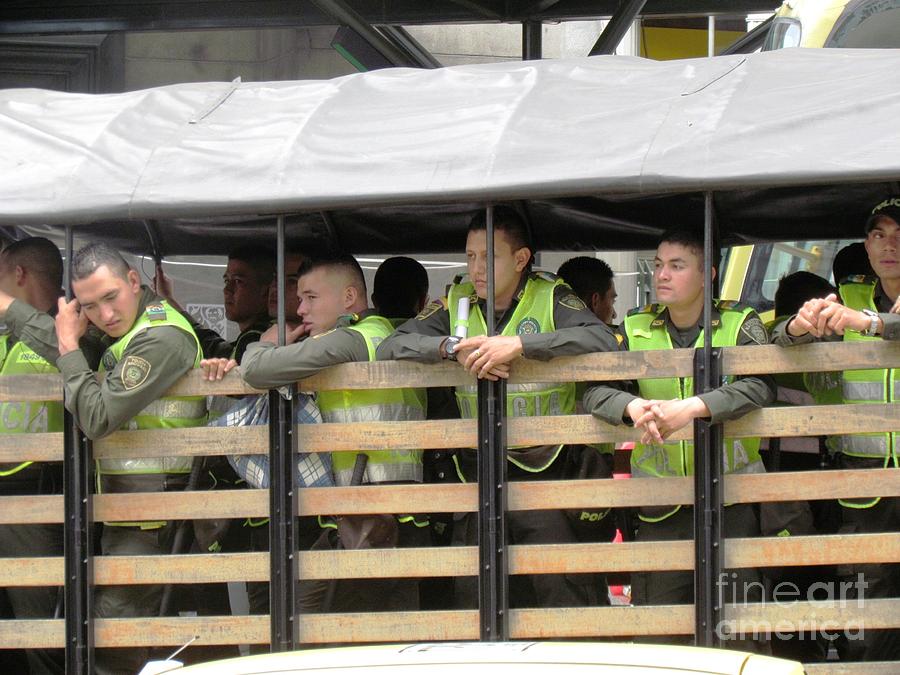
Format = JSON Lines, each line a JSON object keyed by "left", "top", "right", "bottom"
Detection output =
{"left": 1, "top": 48, "right": 899, "bottom": 255}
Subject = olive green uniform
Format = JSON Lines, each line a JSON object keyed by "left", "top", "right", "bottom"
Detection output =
{"left": 190, "top": 314, "right": 271, "bottom": 363}
{"left": 377, "top": 275, "right": 621, "bottom": 609}
{"left": 5, "top": 287, "right": 201, "bottom": 675}
{"left": 585, "top": 305, "right": 774, "bottom": 652}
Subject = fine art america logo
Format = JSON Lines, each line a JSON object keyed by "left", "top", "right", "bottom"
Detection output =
{"left": 715, "top": 572, "right": 868, "bottom": 642}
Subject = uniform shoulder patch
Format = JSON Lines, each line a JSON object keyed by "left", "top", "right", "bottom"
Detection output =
{"left": 740, "top": 315, "right": 768, "bottom": 345}
{"left": 120, "top": 355, "right": 152, "bottom": 390}
{"left": 716, "top": 299, "right": 749, "bottom": 312}
{"left": 842, "top": 274, "right": 875, "bottom": 286}
{"left": 145, "top": 303, "right": 167, "bottom": 322}
{"left": 558, "top": 292, "right": 587, "bottom": 311}
{"left": 416, "top": 300, "right": 444, "bottom": 321}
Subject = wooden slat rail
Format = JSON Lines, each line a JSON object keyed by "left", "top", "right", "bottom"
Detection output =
{"left": 82, "top": 402, "right": 900, "bottom": 462}
{"left": 3, "top": 598, "right": 900, "bottom": 648}
{"left": 805, "top": 663, "right": 900, "bottom": 674}
{"left": 3, "top": 468, "right": 894, "bottom": 524}
{"left": 2, "top": 531, "right": 896, "bottom": 588}
{"left": 3, "top": 340, "right": 898, "bottom": 403}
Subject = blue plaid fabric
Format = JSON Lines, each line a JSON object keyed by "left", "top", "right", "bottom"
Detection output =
{"left": 209, "top": 391, "right": 333, "bottom": 489}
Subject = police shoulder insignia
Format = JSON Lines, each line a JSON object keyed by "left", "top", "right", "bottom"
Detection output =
{"left": 416, "top": 300, "right": 444, "bottom": 321}
{"left": 650, "top": 318, "right": 665, "bottom": 328}
{"left": 516, "top": 317, "right": 541, "bottom": 335}
{"left": 145, "top": 303, "right": 167, "bottom": 322}
{"left": 102, "top": 352, "right": 118, "bottom": 371}
{"left": 533, "top": 270, "right": 558, "bottom": 283}
{"left": 120, "top": 355, "right": 152, "bottom": 390}
{"left": 717, "top": 300, "right": 737, "bottom": 311}
{"left": 615, "top": 333, "right": 625, "bottom": 346}
{"left": 559, "top": 292, "right": 587, "bottom": 311}
{"left": 628, "top": 303, "right": 658, "bottom": 317}
{"left": 740, "top": 316, "right": 768, "bottom": 345}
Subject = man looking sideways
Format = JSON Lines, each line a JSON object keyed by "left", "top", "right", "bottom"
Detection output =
{"left": 0, "top": 242, "right": 205, "bottom": 674}
{"left": 585, "top": 228, "right": 774, "bottom": 651}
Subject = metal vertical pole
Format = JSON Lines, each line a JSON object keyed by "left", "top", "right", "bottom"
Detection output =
{"left": 269, "top": 215, "right": 298, "bottom": 651}
{"left": 708, "top": 15, "right": 716, "bottom": 56}
{"left": 693, "top": 192, "right": 724, "bottom": 647}
{"left": 522, "top": 20, "right": 542, "bottom": 60}
{"left": 63, "top": 226, "right": 93, "bottom": 674}
{"left": 477, "top": 205, "right": 509, "bottom": 641}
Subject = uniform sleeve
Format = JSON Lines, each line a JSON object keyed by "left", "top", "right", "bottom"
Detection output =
{"left": 519, "top": 286, "right": 619, "bottom": 360}
{"left": 583, "top": 326, "right": 639, "bottom": 424}
{"left": 57, "top": 325, "right": 198, "bottom": 440}
{"left": 4, "top": 298, "right": 105, "bottom": 367}
{"left": 375, "top": 301, "right": 451, "bottom": 362}
{"left": 698, "top": 313, "right": 776, "bottom": 423}
{"left": 240, "top": 328, "right": 368, "bottom": 389}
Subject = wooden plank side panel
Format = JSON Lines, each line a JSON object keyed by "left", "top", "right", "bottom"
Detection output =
{"left": 805, "top": 663, "right": 900, "bottom": 674}
{"left": 0, "top": 495, "right": 63, "bottom": 524}
{"left": 726, "top": 597, "right": 900, "bottom": 632}
{"left": 297, "top": 611, "right": 479, "bottom": 644}
{"left": 510, "top": 606, "right": 694, "bottom": 638}
{"left": 0, "top": 557, "right": 62, "bottom": 586}
{"left": 94, "top": 490, "right": 267, "bottom": 522}
{"left": 726, "top": 533, "right": 900, "bottom": 569}
{"left": 725, "top": 469, "right": 900, "bottom": 504}
{"left": 0, "top": 374, "right": 62, "bottom": 402}
{"left": 723, "top": 341, "right": 900, "bottom": 377}
{"left": 0, "top": 433, "right": 62, "bottom": 462}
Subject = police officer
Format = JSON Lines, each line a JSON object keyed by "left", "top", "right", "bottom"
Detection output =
{"left": 0, "top": 242, "right": 206, "bottom": 675}
{"left": 377, "top": 206, "right": 620, "bottom": 609}
{"left": 557, "top": 255, "right": 618, "bottom": 326}
{"left": 773, "top": 196, "right": 900, "bottom": 662}
{"left": 0, "top": 237, "right": 65, "bottom": 674}
{"left": 585, "top": 228, "right": 775, "bottom": 651}
{"left": 240, "top": 253, "right": 429, "bottom": 612}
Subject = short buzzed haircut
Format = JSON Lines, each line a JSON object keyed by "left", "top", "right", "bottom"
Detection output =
{"left": 658, "top": 227, "right": 720, "bottom": 274}
{"left": 228, "top": 244, "right": 275, "bottom": 286}
{"left": 373, "top": 256, "right": 428, "bottom": 320}
{"left": 557, "top": 256, "right": 614, "bottom": 304}
{"left": 0, "top": 237, "right": 63, "bottom": 288}
{"left": 71, "top": 242, "right": 131, "bottom": 281}
{"left": 298, "top": 253, "right": 367, "bottom": 296}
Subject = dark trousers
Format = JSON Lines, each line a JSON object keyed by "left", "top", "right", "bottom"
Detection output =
{"left": 631, "top": 503, "right": 769, "bottom": 654}
{"left": 327, "top": 519, "right": 431, "bottom": 614}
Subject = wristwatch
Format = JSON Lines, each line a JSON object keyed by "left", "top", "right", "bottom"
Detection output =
{"left": 443, "top": 336, "right": 462, "bottom": 360}
{"left": 861, "top": 309, "right": 880, "bottom": 336}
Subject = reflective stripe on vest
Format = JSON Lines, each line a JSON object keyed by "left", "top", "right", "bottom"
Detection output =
{"left": 0, "top": 335, "right": 64, "bottom": 477}
{"left": 96, "top": 300, "right": 206, "bottom": 478}
{"left": 838, "top": 280, "right": 899, "bottom": 468}
{"left": 317, "top": 314, "right": 425, "bottom": 487}
{"left": 625, "top": 302, "right": 766, "bottom": 484}
{"left": 447, "top": 274, "right": 576, "bottom": 474}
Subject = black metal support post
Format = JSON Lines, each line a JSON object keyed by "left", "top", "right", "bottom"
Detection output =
{"left": 63, "top": 225, "right": 94, "bottom": 675}
{"left": 477, "top": 205, "right": 509, "bottom": 641}
{"left": 693, "top": 192, "right": 724, "bottom": 647}
{"left": 588, "top": 0, "right": 647, "bottom": 56}
{"left": 522, "top": 20, "right": 542, "bottom": 60}
{"left": 269, "top": 215, "right": 299, "bottom": 651}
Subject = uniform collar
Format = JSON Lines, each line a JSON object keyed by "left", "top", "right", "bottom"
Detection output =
{"left": 652, "top": 304, "right": 723, "bottom": 330}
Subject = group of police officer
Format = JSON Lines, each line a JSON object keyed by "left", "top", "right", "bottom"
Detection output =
{"left": 0, "top": 196, "right": 897, "bottom": 672}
